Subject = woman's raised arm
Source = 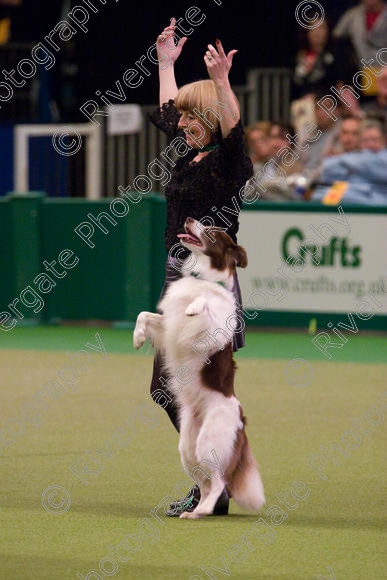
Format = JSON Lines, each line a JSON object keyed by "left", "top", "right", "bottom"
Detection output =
{"left": 204, "top": 39, "right": 240, "bottom": 138}
{"left": 156, "top": 18, "right": 187, "bottom": 106}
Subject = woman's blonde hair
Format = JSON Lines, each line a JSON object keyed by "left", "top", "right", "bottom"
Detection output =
{"left": 175, "top": 80, "right": 221, "bottom": 132}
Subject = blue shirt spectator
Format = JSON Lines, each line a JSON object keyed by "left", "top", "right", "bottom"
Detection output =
{"left": 311, "top": 120, "right": 387, "bottom": 205}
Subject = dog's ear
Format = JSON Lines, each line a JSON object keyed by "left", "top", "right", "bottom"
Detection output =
{"left": 233, "top": 245, "right": 248, "bottom": 268}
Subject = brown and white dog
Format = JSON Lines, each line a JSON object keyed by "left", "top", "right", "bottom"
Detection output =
{"left": 133, "top": 217, "right": 265, "bottom": 519}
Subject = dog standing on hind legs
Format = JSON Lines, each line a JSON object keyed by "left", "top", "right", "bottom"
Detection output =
{"left": 133, "top": 217, "right": 265, "bottom": 519}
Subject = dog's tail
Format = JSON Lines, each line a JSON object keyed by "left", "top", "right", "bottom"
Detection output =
{"left": 228, "top": 434, "right": 265, "bottom": 512}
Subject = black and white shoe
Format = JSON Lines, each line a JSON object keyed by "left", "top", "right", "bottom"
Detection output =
{"left": 166, "top": 485, "right": 229, "bottom": 517}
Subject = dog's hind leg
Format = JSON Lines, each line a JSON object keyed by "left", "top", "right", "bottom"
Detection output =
{"left": 180, "top": 399, "right": 240, "bottom": 519}
{"left": 133, "top": 312, "right": 163, "bottom": 351}
{"left": 178, "top": 407, "right": 201, "bottom": 479}
{"left": 180, "top": 471, "right": 224, "bottom": 520}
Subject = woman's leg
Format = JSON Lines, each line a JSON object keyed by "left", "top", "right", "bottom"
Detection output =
{"left": 150, "top": 351, "right": 180, "bottom": 432}
{"left": 149, "top": 257, "right": 182, "bottom": 432}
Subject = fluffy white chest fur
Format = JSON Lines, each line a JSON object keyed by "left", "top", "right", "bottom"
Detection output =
{"left": 159, "top": 276, "right": 235, "bottom": 393}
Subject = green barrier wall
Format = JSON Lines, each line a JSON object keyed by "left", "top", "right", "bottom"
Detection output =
{"left": 0, "top": 192, "right": 386, "bottom": 331}
{"left": 0, "top": 193, "right": 166, "bottom": 327}
{"left": 0, "top": 193, "right": 44, "bottom": 320}
{"left": 0, "top": 196, "right": 15, "bottom": 310}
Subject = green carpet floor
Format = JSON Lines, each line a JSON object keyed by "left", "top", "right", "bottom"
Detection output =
{"left": 0, "top": 328, "right": 386, "bottom": 579}
{"left": 0, "top": 325, "right": 386, "bottom": 363}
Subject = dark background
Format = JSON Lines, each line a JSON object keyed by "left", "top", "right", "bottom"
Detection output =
{"left": 7, "top": 0, "right": 356, "bottom": 113}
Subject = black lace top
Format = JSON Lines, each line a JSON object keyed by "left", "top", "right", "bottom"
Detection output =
{"left": 149, "top": 100, "right": 253, "bottom": 257}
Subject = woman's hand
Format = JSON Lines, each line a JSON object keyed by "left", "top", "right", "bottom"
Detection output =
{"left": 204, "top": 39, "right": 238, "bottom": 84}
{"left": 203, "top": 39, "right": 240, "bottom": 137}
{"left": 157, "top": 18, "right": 187, "bottom": 65}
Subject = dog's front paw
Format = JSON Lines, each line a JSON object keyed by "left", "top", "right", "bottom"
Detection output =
{"left": 133, "top": 313, "right": 146, "bottom": 349}
{"left": 185, "top": 297, "right": 207, "bottom": 317}
{"left": 185, "top": 304, "right": 200, "bottom": 317}
{"left": 133, "top": 326, "right": 146, "bottom": 349}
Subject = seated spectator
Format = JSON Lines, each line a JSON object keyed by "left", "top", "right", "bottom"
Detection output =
{"left": 298, "top": 92, "right": 340, "bottom": 177}
{"left": 243, "top": 122, "right": 304, "bottom": 202}
{"left": 311, "top": 119, "right": 387, "bottom": 205}
{"left": 333, "top": 0, "right": 387, "bottom": 91}
{"left": 360, "top": 118, "right": 386, "bottom": 150}
{"left": 362, "top": 66, "right": 387, "bottom": 126}
{"left": 323, "top": 116, "right": 361, "bottom": 157}
{"left": 245, "top": 121, "right": 272, "bottom": 169}
{"left": 292, "top": 18, "right": 353, "bottom": 100}
{"left": 269, "top": 121, "right": 295, "bottom": 158}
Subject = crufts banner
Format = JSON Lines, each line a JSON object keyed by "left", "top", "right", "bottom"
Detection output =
{"left": 237, "top": 208, "right": 387, "bottom": 316}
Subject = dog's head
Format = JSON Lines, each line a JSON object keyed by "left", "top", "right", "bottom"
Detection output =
{"left": 177, "top": 217, "right": 247, "bottom": 283}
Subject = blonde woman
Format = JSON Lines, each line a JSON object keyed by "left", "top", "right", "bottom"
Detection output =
{"left": 148, "top": 18, "right": 253, "bottom": 517}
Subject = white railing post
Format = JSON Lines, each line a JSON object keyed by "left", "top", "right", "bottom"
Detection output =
{"left": 13, "top": 123, "right": 102, "bottom": 198}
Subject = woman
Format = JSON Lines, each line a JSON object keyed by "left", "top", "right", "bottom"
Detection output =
{"left": 244, "top": 121, "right": 272, "bottom": 166}
{"left": 292, "top": 18, "right": 351, "bottom": 100}
{"left": 149, "top": 18, "right": 253, "bottom": 517}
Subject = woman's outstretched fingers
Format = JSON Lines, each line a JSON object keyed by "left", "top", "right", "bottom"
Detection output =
{"left": 207, "top": 44, "right": 218, "bottom": 57}
{"left": 157, "top": 17, "right": 176, "bottom": 43}
{"left": 204, "top": 53, "right": 213, "bottom": 69}
{"left": 216, "top": 39, "right": 226, "bottom": 56}
{"left": 157, "top": 18, "right": 187, "bottom": 64}
{"left": 227, "top": 49, "right": 238, "bottom": 67}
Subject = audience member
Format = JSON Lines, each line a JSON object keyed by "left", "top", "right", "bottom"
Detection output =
{"left": 298, "top": 93, "right": 340, "bottom": 176}
{"left": 333, "top": 1, "right": 387, "bottom": 76}
{"left": 243, "top": 121, "right": 306, "bottom": 201}
{"left": 292, "top": 18, "right": 352, "bottom": 99}
{"left": 245, "top": 121, "right": 272, "bottom": 167}
{"left": 362, "top": 66, "right": 387, "bottom": 126}
{"left": 311, "top": 119, "right": 387, "bottom": 205}
{"left": 360, "top": 118, "right": 386, "bottom": 150}
{"left": 323, "top": 116, "right": 361, "bottom": 156}
{"left": 269, "top": 121, "right": 295, "bottom": 158}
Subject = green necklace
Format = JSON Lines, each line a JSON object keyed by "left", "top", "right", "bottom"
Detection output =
{"left": 198, "top": 144, "right": 219, "bottom": 153}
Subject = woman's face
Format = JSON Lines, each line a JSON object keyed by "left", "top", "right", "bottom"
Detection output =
{"left": 177, "top": 110, "right": 212, "bottom": 149}
{"left": 307, "top": 22, "right": 328, "bottom": 49}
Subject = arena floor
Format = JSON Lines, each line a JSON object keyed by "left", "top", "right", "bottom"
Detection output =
{"left": 0, "top": 326, "right": 386, "bottom": 579}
